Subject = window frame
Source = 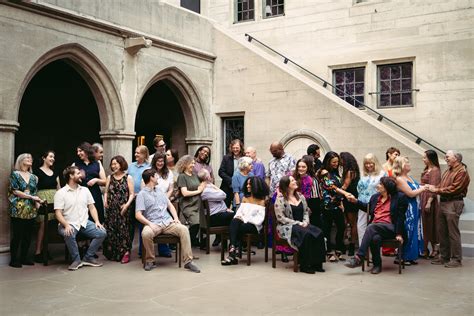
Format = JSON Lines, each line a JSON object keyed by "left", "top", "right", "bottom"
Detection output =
{"left": 377, "top": 62, "right": 414, "bottom": 108}
{"left": 234, "top": 0, "right": 256, "bottom": 23}
{"left": 262, "top": 0, "right": 285, "bottom": 19}
{"left": 332, "top": 67, "right": 366, "bottom": 109}
{"left": 222, "top": 116, "right": 245, "bottom": 156}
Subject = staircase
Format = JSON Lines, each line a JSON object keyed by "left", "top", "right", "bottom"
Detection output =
{"left": 461, "top": 199, "right": 474, "bottom": 257}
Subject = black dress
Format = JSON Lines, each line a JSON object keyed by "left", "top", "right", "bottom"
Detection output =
{"left": 290, "top": 202, "right": 326, "bottom": 268}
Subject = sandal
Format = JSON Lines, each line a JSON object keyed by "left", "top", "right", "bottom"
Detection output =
{"left": 429, "top": 250, "right": 439, "bottom": 259}
{"left": 335, "top": 251, "right": 345, "bottom": 262}
{"left": 329, "top": 254, "right": 338, "bottom": 263}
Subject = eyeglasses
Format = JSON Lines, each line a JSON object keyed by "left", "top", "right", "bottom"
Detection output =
{"left": 157, "top": 143, "right": 166, "bottom": 148}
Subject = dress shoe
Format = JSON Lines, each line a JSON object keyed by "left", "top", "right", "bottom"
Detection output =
{"left": 370, "top": 266, "right": 382, "bottom": 274}
{"left": 444, "top": 259, "right": 462, "bottom": 268}
{"left": 9, "top": 261, "right": 22, "bottom": 268}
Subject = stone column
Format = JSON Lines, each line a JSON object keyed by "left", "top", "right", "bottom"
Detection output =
{"left": 185, "top": 137, "right": 213, "bottom": 157}
{"left": 0, "top": 120, "right": 19, "bottom": 256}
{"left": 100, "top": 130, "right": 136, "bottom": 171}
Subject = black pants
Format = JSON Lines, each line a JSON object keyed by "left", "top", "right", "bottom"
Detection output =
{"left": 189, "top": 224, "right": 200, "bottom": 246}
{"left": 357, "top": 223, "right": 396, "bottom": 267}
{"left": 10, "top": 217, "right": 35, "bottom": 264}
{"left": 229, "top": 218, "right": 257, "bottom": 247}
{"left": 210, "top": 212, "right": 234, "bottom": 227}
{"left": 322, "top": 208, "right": 345, "bottom": 253}
{"left": 307, "top": 198, "right": 323, "bottom": 229}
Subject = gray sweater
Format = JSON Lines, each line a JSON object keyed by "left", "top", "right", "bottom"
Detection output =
{"left": 201, "top": 184, "right": 229, "bottom": 216}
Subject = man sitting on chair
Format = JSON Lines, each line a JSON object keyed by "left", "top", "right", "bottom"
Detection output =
{"left": 135, "top": 168, "right": 200, "bottom": 273}
{"left": 344, "top": 177, "right": 407, "bottom": 274}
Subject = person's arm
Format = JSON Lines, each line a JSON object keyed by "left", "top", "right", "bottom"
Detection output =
{"left": 209, "top": 167, "right": 215, "bottom": 184}
{"left": 88, "top": 203, "right": 105, "bottom": 229}
{"left": 341, "top": 171, "right": 353, "bottom": 190}
{"left": 201, "top": 186, "right": 226, "bottom": 201}
{"left": 103, "top": 175, "right": 111, "bottom": 209}
{"left": 218, "top": 156, "right": 232, "bottom": 186}
{"left": 165, "top": 177, "right": 174, "bottom": 199}
{"left": 55, "top": 176, "right": 61, "bottom": 190}
{"left": 55, "top": 208, "right": 75, "bottom": 236}
{"left": 167, "top": 200, "right": 180, "bottom": 223}
{"left": 232, "top": 175, "right": 241, "bottom": 205}
{"left": 274, "top": 197, "right": 299, "bottom": 225}
{"left": 135, "top": 210, "right": 160, "bottom": 233}
{"left": 396, "top": 177, "right": 425, "bottom": 198}
{"left": 180, "top": 184, "right": 205, "bottom": 197}
{"left": 120, "top": 175, "right": 135, "bottom": 216}
{"left": 434, "top": 169, "right": 469, "bottom": 196}
{"left": 424, "top": 168, "right": 441, "bottom": 210}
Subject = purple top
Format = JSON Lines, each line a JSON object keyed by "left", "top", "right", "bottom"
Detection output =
{"left": 193, "top": 161, "right": 215, "bottom": 183}
{"left": 298, "top": 175, "right": 313, "bottom": 199}
{"left": 252, "top": 161, "right": 266, "bottom": 181}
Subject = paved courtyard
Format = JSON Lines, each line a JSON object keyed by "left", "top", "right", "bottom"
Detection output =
{"left": 0, "top": 244, "right": 473, "bottom": 316}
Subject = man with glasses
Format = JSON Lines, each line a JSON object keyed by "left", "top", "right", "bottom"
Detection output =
{"left": 149, "top": 136, "right": 166, "bottom": 163}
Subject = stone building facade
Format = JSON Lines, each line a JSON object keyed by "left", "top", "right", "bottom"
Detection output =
{"left": 0, "top": 0, "right": 472, "bottom": 258}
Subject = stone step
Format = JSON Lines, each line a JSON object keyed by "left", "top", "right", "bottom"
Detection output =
{"left": 460, "top": 218, "right": 474, "bottom": 231}
{"left": 461, "top": 230, "right": 474, "bottom": 245}
{"left": 462, "top": 243, "right": 474, "bottom": 258}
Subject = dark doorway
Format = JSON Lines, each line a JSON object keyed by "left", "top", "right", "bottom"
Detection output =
{"left": 181, "top": 0, "right": 200, "bottom": 13}
{"left": 16, "top": 59, "right": 101, "bottom": 178}
{"left": 135, "top": 81, "right": 187, "bottom": 158}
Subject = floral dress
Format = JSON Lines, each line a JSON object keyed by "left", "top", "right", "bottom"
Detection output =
{"left": 103, "top": 174, "right": 132, "bottom": 261}
{"left": 8, "top": 171, "right": 39, "bottom": 219}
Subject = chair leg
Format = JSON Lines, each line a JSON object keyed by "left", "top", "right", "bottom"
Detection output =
{"left": 221, "top": 236, "right": 226, "bottom": 261}
{"left": 272, "top": 243, "right": 276, "bottom": 268}
{"left": 293, "top": 252, "right": 298, "bottom": 272}
{"left": 178, "top": 242, "right": 182, "bottom": 268}
{"left": 247, "top": 237, "right": 251, "bottom": 266}
{"left": 398, "top": 245, "right": 403, "bottom": 274}
{"left": 175, "top": 243, "right": 178, "bottom": 263}
{"left": 264, "top": 234, "right": 268, "bottom": 263}
{"left": 206, "top": 231, "right": 210, "bottom": 255}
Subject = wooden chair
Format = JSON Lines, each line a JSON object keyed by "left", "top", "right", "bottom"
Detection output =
{"left": 222, "top": 204, "right": 269, "bottom": 266}
{"left": 362, "top": 239, "right": 405, "bottom": 274}
{"left": 269, "top": 204, "right": 299, "bottom": 272}
{"left": 141, "top": 234, "right": 182, "bottom": 267}
{"left": 199, "top": 200, "right": 230, "bottom": 255}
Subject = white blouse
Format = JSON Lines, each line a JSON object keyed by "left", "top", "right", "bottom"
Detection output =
{"left": 235, "top": 202, "right": 266, "bottom": 232}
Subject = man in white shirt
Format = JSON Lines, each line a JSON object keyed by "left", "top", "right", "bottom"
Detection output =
{"left": 54, "top": 166, "right": 107, "bottom": 271}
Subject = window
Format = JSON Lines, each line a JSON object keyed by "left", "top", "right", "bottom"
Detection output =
{"left": 378, "top": 63, "right": 413, "bottom": 107}
{"left": 264, "top": 0, "right": 284, "bottom": 18}
{"left": 181, "top": 0, "right": 200, "bottom": 14}
{"left": 236, "top": 0, "right": 255, "bottom": 22}
{"left": 333, "top": 67, "right": 365, "bottom": 108}
{"left": 223, "top": 117, "right": 244, "bottom": 155}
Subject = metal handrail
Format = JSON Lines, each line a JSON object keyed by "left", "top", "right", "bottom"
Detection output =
{"left": 244, "top": 33, "right": 446, "bottom": 155}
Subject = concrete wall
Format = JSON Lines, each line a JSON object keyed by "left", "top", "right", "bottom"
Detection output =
{"left": 205, "top": 0, "right": 474, "bottom": 192}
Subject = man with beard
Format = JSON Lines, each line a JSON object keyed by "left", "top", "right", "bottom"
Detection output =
{"left": 54, "top": 166, "right": 107, "bottom": 271}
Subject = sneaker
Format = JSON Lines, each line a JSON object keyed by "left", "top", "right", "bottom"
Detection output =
{"left": 184, "top": 261, "right": 201, "bottom": 273}
{"left": 431, "top": 257, "right": 448, "bottom": 265}
{"left": 82, "top": 257, "right": 103, "bottom": 267}
{"left": 370, "top": 266, "right": 382, "bottom": 274}
{"left": 444, "top": 260, "right": 462, "bottom": 268}
{"left": 344, "top": 255, "right": 363, "bottom": 268}
{"left": 143, "top": 262, "right": 157, "bottom": 271}
{"left": 68, "top": 261, "right": 83, "bottom": 271}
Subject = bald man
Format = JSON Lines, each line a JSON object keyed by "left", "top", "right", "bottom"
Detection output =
{"left": 266, "top": 142, "right": 296, "bottom": 195}
{"left": 245, "top": 146, "right": 266, "bottom": 181}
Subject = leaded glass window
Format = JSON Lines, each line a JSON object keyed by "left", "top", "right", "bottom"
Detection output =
{"left": 223, "top": 117, "right": 244, "bottom": 155}
{"left": 378, "top": 63, "right": 413, "bottom": 107}
{"left": 333, "top": 67, "right": 365, "bottom": 108}
{"left": 264, "top": 0, "right": 284, "bottom": 18}
{"left": 236, "top": 0, "right": 255, "bottom": 22}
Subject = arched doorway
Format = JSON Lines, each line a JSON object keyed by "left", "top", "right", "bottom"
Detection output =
{"left": 135, "top": 80, "right": 187, "bottom": 157}
{"left": 16, "top": 59, "right": 101, "bottom": 175}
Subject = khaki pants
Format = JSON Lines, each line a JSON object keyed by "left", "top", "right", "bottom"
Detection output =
{"left": 438, "top": 200, "right": 464, "bottom": 261}
{"left": 142, "top": 222, "right": 193, "bottom": 265}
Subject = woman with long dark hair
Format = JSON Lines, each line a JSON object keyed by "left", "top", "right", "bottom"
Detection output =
{"left": 317, "top": 151, "right": 345, "bottom": 262}
{"left": 275, "top": 176, "right": 326, "bottom": 273}
{"left": 221, "top": 176, "right": 269, "bottom": 265}
{"left": 73, "top": 142, "right": 106, "bottom": 223}
{"left": 420, "top": 150, "right": 441, "bottom": 258}
{"left": 340, "top": 152, "right": 361, "bottom": 256}
{"left": 193, "top": 145, "right": 215, "bottom": 183}
{"left": 33, "top": 150, "right": 60, "bottom": 263}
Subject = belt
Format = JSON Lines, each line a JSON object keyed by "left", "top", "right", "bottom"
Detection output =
{"left": 440, "top": 196, "right": 464, "bottom": 202}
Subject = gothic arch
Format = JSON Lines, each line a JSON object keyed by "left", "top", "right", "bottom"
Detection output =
{"left": 139, "top": 67, "right": 210, "bottom": 140}
{"left": 16, "top": 43, "right": 125, "bottom": 132}
{"left": 280, "top": 129, "right": 331, "bottom": 153}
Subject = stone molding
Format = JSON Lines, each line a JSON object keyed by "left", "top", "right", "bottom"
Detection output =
{"left": 99, "top": 130, "right": 136, "bottom": 140}
{"left": 279, "top": 129, "right": 331, "bottom": 152}
{"left": 0, "top": 120, "right": 20, "bottom": 132}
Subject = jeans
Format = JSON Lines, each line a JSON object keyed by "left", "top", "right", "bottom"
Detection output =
{"left": 58, "top": 220, "right": 107, "bottom": 262}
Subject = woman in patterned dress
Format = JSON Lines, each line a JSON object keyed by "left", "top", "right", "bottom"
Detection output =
{"left": 393, "top": 156, "right": 427, "bottom": 265}
{"left": 103, "top": 155, "right": 134, "bottom": 263}
{"left": 8, "top": 153, "right": 44, "bottom": 268}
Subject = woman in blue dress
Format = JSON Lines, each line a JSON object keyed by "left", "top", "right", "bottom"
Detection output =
{"left": 393, "top": 156, "right": 427, "bottom": 265}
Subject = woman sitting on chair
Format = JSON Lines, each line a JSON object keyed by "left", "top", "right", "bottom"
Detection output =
{"left": 221, "top": 176, "right": 269, "bottom": 265}
{"left": 275, "top": 176, "right": 326, "bottom": 273}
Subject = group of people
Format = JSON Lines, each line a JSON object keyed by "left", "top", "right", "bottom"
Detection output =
{"left": 7, "top": 137, "right": 470, "bottom": 275}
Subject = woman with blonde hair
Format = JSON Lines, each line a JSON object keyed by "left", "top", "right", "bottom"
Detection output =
{"left": 176, "top": 155, "right": 206, "bottom": 247}
{"left": 393, "top": 156, "right": 427, "bottom": 265}
{"left": 356, "top": 153, "right": 385, "bottom": 245}
{"left": 8, "top": 153, "right": 44, "bottom": 268}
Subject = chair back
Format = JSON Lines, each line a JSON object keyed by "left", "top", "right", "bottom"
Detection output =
{"left": 200, "top": 200, "right": 211, "bottom": 229}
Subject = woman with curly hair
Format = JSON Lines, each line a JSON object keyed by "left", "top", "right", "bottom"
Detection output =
{"left": 193, "top": 145, "right": 214, "bottom": 183}
{"left": 339, "top": 152, "right": 361, "bottom": 256}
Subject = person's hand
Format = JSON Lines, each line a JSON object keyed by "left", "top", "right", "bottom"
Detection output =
{"left": 226, "top": 208, "right": 234, "bottom": 213}
{"left": 299, "top": 222, "right": 308, "bottom": 227}
{"left": 396, "top": 235, "right": 403, "bottom": 244}
{"left": 427, "top": 185, "right": 437, "bottom": 193}
{"left": 198, "top": 182, "right": 206, "bottom": 193}
{"left": 87, "top": 178, "right": 98, "bottom": 187}
{"left": 173, "top": 218, "right": 181, "bottom": 224}
{"left": 149, "top": 223, "right": 160, "bottom": 234}
{"left": 346, "top": 194, "right": 358, "bottom": 203}
{"left": 234, "top": 215, "right": 243, "bottom": 221}
{"left": 104, "top": 200, "right": 108, "bottom": 209}
{"left": 95, "top": 222, "right": 105, "bottom": 230}
{"left": 120, "top": 204, "right": 129, "bottom": 216}
{"left": 63, "top": 224, "right": 75, "bottom": 236}
{"left": 424, "top": 202, "right": 432, "bottom": 213}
